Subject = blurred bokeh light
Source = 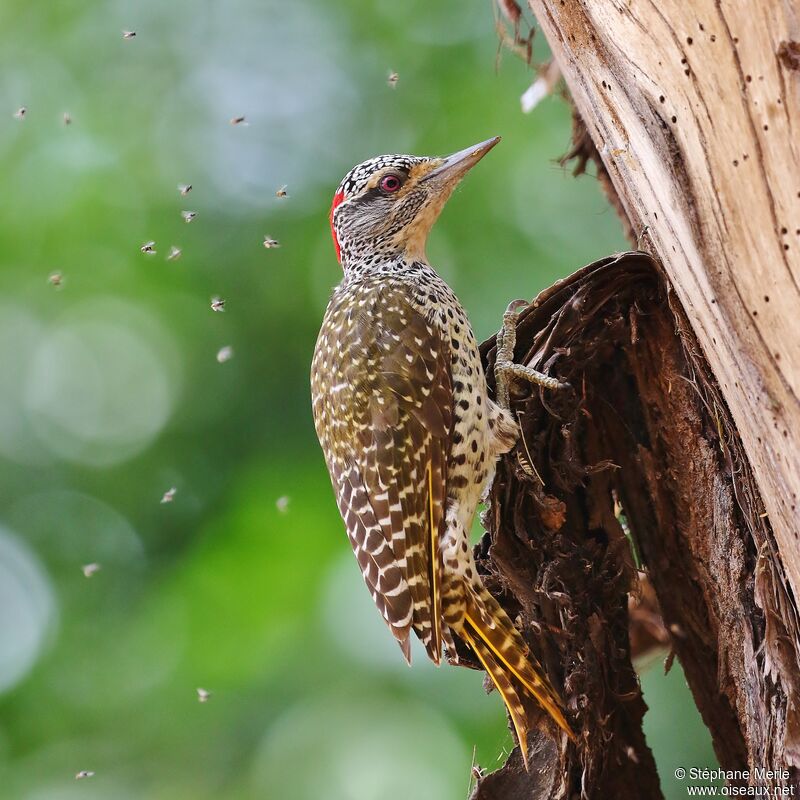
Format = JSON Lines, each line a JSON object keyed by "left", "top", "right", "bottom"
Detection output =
{"left": 0, "top": 1, "right": 715, "bottom": 797}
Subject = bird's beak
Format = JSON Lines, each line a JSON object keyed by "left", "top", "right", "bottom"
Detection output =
{"left": 394, "top": 136, "right": 501, "bottom": 261}
{"left": 422, "top": 136, "right": 501, "bottom": 186}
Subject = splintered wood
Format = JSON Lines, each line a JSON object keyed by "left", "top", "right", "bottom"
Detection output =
{"left": 528, "top": 0, "right": 800, "bottom": 584}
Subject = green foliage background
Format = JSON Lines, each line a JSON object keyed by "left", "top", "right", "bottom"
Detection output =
{"left": 0, "top": 1, "right": 716, "bottom": 797}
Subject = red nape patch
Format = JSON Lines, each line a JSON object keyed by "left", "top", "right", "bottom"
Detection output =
{"left": 329, "top": 190, "right": 345, "bottom": 264}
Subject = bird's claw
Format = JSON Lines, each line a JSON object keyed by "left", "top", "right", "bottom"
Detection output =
{"left": 504, "top": 298, "right": 529, "bottom": 317}
{"left": 494, "top": 299, "right": 568, "bottom": 409}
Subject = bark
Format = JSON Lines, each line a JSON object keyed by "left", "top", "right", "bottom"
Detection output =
{"left": 527, "top": 0, "right": 800, "bottom": 584}
{"left": 467, "top": 1, "right": 800, "bottom": 795}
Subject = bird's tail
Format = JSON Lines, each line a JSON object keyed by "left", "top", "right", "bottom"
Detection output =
{"left": 461, "top": 584, "right": 574, "bottom": 767}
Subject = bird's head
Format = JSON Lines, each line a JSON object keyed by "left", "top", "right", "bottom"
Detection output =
{"left": 330, "top": 136, "right": 500, "bottom": 271}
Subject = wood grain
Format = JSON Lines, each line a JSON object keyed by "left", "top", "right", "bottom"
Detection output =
{"left": 527, "top": 0, "right": 800, "bottom": 598}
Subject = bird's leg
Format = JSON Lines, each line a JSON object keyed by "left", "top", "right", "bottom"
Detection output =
{"left": 494, "top": 299, "right": 568, "bottom": 410}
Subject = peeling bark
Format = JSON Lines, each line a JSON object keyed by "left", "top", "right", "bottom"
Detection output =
{"left": 524, "top": 0, "right": 800, "bottom": 594}
{"left": 469, "top": 252, "right": 800, "bottom": 797}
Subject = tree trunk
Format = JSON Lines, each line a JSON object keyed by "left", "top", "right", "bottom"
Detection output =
{"left": 469, "top": 2, "right": 800, "bottom": 797}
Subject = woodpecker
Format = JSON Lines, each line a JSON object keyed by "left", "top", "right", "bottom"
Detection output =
{"left": 311, "top": 137, "right": 574, "bottom": 763}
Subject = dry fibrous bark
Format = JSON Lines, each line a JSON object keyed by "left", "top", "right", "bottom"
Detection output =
{"left": 524, "top": 0, "right": 800, "bottom": 597}
{"left": 468, "top": 252, "right": 800, "bottom": 797}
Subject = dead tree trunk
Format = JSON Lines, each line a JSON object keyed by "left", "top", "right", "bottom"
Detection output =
{"left": 469, "top": 2, "right": 800, "bottom": 797}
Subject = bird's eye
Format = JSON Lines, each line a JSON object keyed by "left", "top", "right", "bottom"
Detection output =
{"left": 379, "top": 174, "right": 402, "bottom": 193}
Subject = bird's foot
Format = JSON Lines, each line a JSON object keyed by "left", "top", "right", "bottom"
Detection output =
{"left": 494, "top": 299, "right": 569, "bottom": 409}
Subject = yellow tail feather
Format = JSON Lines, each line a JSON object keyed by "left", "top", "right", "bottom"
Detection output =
{"left": 462, "top": 627, "right": 531, "bottom": 769}
{"left": 464, "top": 590, "right": 575, "bottom": 746}
{"left": 426, "top": 463, "right": 442, "bottom": 664}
